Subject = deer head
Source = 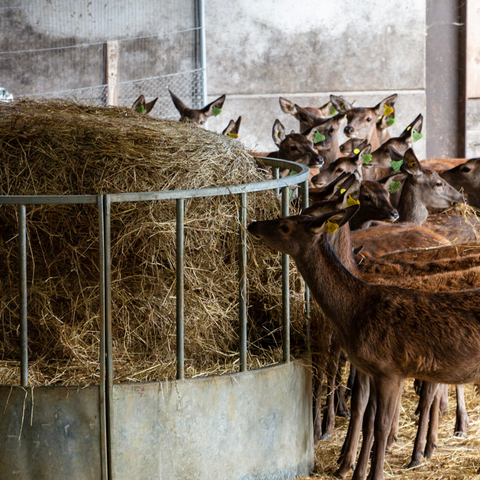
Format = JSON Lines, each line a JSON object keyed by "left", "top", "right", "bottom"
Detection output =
{"left": 222, "top": 116, "right": 242, "bottom": 137}
{"left": 169, "top": 89, "right": 226, "bottom": 127}
{"left": 279, "top": 97, "right": 335, "bottom": 131}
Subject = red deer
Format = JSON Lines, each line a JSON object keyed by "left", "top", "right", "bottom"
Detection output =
{"left": 279, "top": 96, "right": 335, "bottom": 132}
{"left": 168, "top": 89, "right": 226, "bottom": 127}
{"left": 330, "top": 93, "right": 398, "bottom": 152}
{"left": 310, "top": 141, "right": 370, "bottom": 187}
{"left": 247, "top": 206, "right": 480, "bottom": 480}
{"left": 440, "top": 158, "right": 480, "bottom": 208}
{"left": 132, "top": 94, "right": 158, "bottom": 114}
{"left": 267, "top": 119, "right": 323, "bottom": 179}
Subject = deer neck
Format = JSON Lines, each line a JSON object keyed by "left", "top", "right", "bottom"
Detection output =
{"left": 328, "top": 223, "right": 360, "bottom": 275}
{"left": 295, "top": 235, "right": 366, "bottom": 343}
{"left": 397, "top": 181, "right": 429, "bottom": 225}
{"left": 377, "top": 127, "right": 391, "bottom": 145}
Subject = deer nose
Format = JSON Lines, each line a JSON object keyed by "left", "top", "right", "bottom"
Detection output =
{"left": 344, "top": 126, "right": 354, "bottom": 135}
{"left": 309, "top": 155, "right": 324, "bottom": 168}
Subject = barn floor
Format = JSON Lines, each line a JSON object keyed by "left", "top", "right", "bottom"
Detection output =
{"left": 299, "top": 380, "right": 480, "bottom": 479}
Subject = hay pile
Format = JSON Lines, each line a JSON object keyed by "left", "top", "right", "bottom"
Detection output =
{"left": 0, "top": 99, "right": 309, "bottom": 386}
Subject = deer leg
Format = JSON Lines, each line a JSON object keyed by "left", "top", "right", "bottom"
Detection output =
{"left": 346, "top": 363, "right": 357, "bottom": 400}
{"left": 335, "top": 371, "right": 370, "bottom": 479}
{"left": 321, "top": 342, "right": 341, "bottom": 440}
{"left": 335, "top": 351, "right": 351, "bottom": 418}
{"left": 386, "top": 379, "right": 404, "bottom": 451}
{"left": 408, "top": 381, "right": 438, "bottom": 468}
{"left": 367, "top": 375, "right": 403, "bottom": 480}
{"left": 424, "top": 384, "right": 446, "bottom": 460}
{"left": 454, "top": 384, "right": 468, "bottom": 437}
{"left": 439, "top": 384, "right": 449, "bottom": 416}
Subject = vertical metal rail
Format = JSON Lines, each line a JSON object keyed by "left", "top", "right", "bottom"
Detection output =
{"left": 281, "top": 187, "right": 290, "bottom": 363}
{"left": 198, "top": 0, "right": 208, "bottom": 107}
{"left": 300, "top": 180, "right": 311, "bottom": 351}
{"left": 272, "top": 167, "right": 280, "bottom": 195}
{"left": 18, "top": 205, "right": 28, "bottom": 387}
{"left": 176, "top": 199, "right": 185, "bottom": 380}
{"left": 103, "top": 195, "right": 114, "bottom": 480}
{"left": 239, "top": 192, "right": 248, "bottom": 372}
{"left": 98, "top": 196, "right": 109, "bottom": 480}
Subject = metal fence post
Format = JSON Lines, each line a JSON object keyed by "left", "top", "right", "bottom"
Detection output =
{"left": 300, "top": 179, "right": 311, "bottom": 351}
{"left": 176, "top": 199, "right": 185, "bottom": 380}
{"left": 18, "top": 204, "right": 28, "bottom": 387}
{"left": 281, "top": 186, "right": 290, "bottom": 363}
{"left": 239, "top": 192, "right": 248, "bottom": 372}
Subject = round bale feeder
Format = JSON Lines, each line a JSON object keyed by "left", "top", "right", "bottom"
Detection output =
{"left": 0, "top": 100, "right": 314, "bottom": 480}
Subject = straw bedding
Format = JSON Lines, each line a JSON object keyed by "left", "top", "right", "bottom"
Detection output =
{"left": 0, "top": 99, "right": 312, "bottom": 386}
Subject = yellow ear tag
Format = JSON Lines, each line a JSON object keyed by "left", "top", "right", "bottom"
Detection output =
{"left": 340, "top": 188, "right": 346, "bottom": 194}
{"left": 384, "top": 105, "right": 394, "bottom": 116}
{"left": 407, "top": 126, "right": 412, "bottom": 131}
{"left": 347, "top": 195, "right": 361, "bottom": 207}
{"left": 227, "top": 132, "right": 238, "bottom": 138}
{"left": 409, "top": 161, "right": 415, "bottom": 167}
{"left": 353, "top": 148, "right": 360, "bottom": 155}
{"left": 341, "top": 104, "right": 345, "bottom": 110}
{"left": 378, "top": 115, "right": 383, "bottom": 121}
{"left": 326, "top": 220, "right": 339, "bottom": 234}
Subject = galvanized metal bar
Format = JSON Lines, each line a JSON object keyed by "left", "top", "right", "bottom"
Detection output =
{"left": 300, "top": 180, "right": 311, "bottom": 351}
{"left": 198, "top": 0, "right": 208, "bottom": 107}
{"left": 239, "top": 192, "right": 248, "bottom": 372}
{"left": 18, "top": 204, "right": 28, "bottom": 387}
{"left": 176, "top": 199, "right": 185, "bottom": 381}
{"left": 0, "top": 194, "right": 98, "bottom": 205}
{"left": 281, "top": 187, "right": 290, "bottom": 363}
{"left": 97, "top": 195, "right": 109, "bottom": 480}
{"left": 103, "top": 195, "right": 114, "bottom": 480}
{"left": 272, "top": 166, "right": 280, "bottom": 195}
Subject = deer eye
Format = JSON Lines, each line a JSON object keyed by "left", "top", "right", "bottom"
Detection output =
{"left": 280, "top": 224, "right": 290, "bottom": 234}
{"left": 363, "top": 195, "right": 371, "bottom": 201}
{"left": 461, "top": 166, "right": 471, "bottom": 172}
{"left": 329, "top": 128, "right": 334, "bottom": 134}
{"left": 339, "top": 145, "right": 344, "bottom": 151}
{"left": 366, "top": 118, "right": 372, "bottom": 122}
{"left": 436, "top": 181, "right": 443, "bottom": 187}
{"left": 290, "top": 146, "right": 298, "bottom": 151}
{"left": 336, "top": 168, "right": 344, "bottom": 173}
{"left": 199, "top": 120, "right": 205, "bottom": 125}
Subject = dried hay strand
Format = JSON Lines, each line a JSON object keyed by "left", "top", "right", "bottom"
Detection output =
{"left": 0, "top": 99, "right": 310, "bottom": 386}
{"left": 299, "top": 380, "right": 480, "bottom": 479}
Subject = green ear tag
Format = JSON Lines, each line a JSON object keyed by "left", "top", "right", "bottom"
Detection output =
{"left": 212, "top": 106, "right": 222, "bottom": 117}
{"left": 390, "top": 159, "right": 403, "bottom": 173}
{"left": 314, "top": 130, "right": 326, "bottom": 143}
{"left": 329, "top": 105, "right": 338, "bottom": 115}
{"left": 353, "top": 148, "right": 361, "bottom": 155}
{"left": 413, "top": 130, "right": 423, "bottom": 142}
{"left": 390, "top": 180, "right": 402, "bottom": 193}
{"left": 387, "top": 117, "right": 396, "bottom": 127}
{"left": 362, "top": 153, "right": 372, "bottom": 164}
{"left": 136, "top": 105, "right": 147, "bottom": 114}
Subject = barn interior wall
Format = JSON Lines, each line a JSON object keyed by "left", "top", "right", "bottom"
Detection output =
{"left": 204, "top": 0, "right": 428, "bottom": 159}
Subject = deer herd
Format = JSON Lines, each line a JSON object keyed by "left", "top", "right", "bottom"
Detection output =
{"left": 136, "top": 90, "right": 480, "bottom": 479}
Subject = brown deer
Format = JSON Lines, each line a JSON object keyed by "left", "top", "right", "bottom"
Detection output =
{"left": 294, "top": 106, "right": 347, "bottom": 167}
{"left": 339, "top": 138, "right": 367, "bottom": 156}
{"left": 330, "top": 94, "right": 398, "bottom": 152}
{"left": 222, "top": 116, "right": 242, "bottom": 137}
{"left": 279, "top": 96, "right": 335, "bottom": 132}
{"left": 247, "top": 206, "right": 480, "bottom": 480}
{"left": 441, "top": 158, "right": 480, "bottom": 208}
{"left": 310, "top": 141, "right": 370, "bottom": 187}
{"left": 132, "top": 94, "right": 158, "bottom": 114}
{"left": 267, "top": 119, "right": 323, "bottom": 178}
{"left": 168, "top": 89, "right": 226, "bottom": 127}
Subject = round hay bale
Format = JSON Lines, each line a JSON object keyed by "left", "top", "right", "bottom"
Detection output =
{"left": 0, "top": 99, "right": 310, "bottom": 386}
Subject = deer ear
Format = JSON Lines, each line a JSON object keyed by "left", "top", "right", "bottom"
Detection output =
{"left": 330, "top": 95, "right": 353, "bottom": 112}
{"left": 374, "top": 94, "right": 397, "bottom": 118}
{"left": 401, "top": 113, "right": 423, "bottom": 140}
{"left": 402, "top": 148, "right": 422, "bottom": 176}
{"left": 294, "top": 104, "right": 320, "bottom": 126}
{"left": 308, "top": 206, "right": 360, "bottom": 234}
{"left": 279, "top": 97, "right": 297, "bottom": 117}
{"left": 381, "top": 172, "right": 408, "bottom": 195}
{"left": 222, "top": 119, "right": 236, "bottom": 135}
{"left": 272, "top": 119, "right": 286, "bottom": 147}
{"left": 354, "top": 144, "right": 371, "bottom": 167}
{"left": 387, "top": 146, "right": 403, "bottom": 163}
{"left": 132, "top": 95, "right": 146, "bottom": 110}
{"left": 169, "top": 89, "right": 188, "bottom": 116}
{"left": 144, "top": 97, "right": 158, "bottom": 114}
{"left": 202, "top": 94, "right": 226, "bottom": 117}
{"left": 319, "top": 100, "right": 334, "bottom": 117}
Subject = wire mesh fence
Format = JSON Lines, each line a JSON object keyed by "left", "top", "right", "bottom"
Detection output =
{"left": 0, "top": 0, "right": 205, "bottom": 117}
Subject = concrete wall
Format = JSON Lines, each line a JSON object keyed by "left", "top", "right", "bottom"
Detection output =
{"left": 204, "top": 0, "right": 428, "bottom": 159}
